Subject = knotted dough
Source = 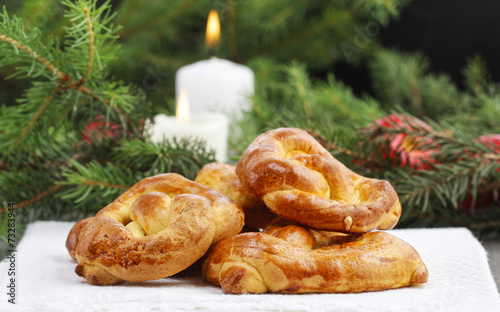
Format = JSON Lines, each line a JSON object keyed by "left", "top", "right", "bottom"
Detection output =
{"left": 236, "top": 128, "right": 401, "bottom": 232}
{"left": 195, "top": 162, "right": 281, "bottom": 229}
{"left": 203, "top": 224, "right": 428, "bottom": 294}
{"left": 69, "top": 173, "right": 244, "bottom": 285}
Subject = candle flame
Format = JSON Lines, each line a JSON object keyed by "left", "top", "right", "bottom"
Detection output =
{"left": 205, "top": 10, "right": 220, "bottom": 48}
{"left": 176, "top": 90, "right": 190, "bottom": 124}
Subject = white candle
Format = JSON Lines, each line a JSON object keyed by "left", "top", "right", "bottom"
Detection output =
{"left": 176, "top": 58, "right": 254, "bottom": 119}
{"left": 175, "top": 10, "right": 254, "bottom": 120}
{"left": 150, "top": 91, "right": 229, "bottom": 163}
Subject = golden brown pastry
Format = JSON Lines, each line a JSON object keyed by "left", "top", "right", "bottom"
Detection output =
{"left": 71, "top": 173, "right": 244, "bottom": 285}
{"left": 236, "top": 128, "right": 401, "bottom": 233}
{"left": 66, "top": 217, "right": 93, "bottom": 260}
{"left": 203, "top": 224, "right": 428, "bottom": 294}
{"left": 195, "top": 162, "right": 281, "bottom": 229}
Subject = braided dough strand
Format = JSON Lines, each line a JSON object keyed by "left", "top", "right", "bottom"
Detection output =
{"left": 195, "top": 162, "right": 281, "bottom": 229}
{"left": 203, "top": 225, "right": 429, "bottom": 294}
{"left": 236, "top": 128, "right": 401, "bottom": 232}
{"left": 70, "top": 173, "right": 244, "bottom": 285}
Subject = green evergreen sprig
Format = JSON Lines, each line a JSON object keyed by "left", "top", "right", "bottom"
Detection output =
{"left": 0, "top": 0, "right": 214, "bottom": 229}
{"left": 57, "top": 138, "right": 216, "bottom": 210}
{"left": 113, "top": 138, "right": 216, "bottom": 179}
{"left": 236, "top": 56, "right": 500, "bottom": 234}
{"left": 0, "top": 0, "right": 136, "bottom": 159}
{"left": 58, "top": 159, "right": 134, "bottom": 208}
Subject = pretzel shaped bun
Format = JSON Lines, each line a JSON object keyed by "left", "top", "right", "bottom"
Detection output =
{"left": 203, "top": 225, "right": 428, "bottom": 294}
{"left": 236, "top": 128, "right": 401, "bottom": 232}
{"left": 71, "top": 173, "right": 244, "bottom": 285}
{"left": 195, "top": 162, "right": 281, "bottom": 229}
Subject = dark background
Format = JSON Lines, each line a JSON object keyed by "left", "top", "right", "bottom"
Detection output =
{"left": 337, "top": 0, "right": 500, "bottom": 95}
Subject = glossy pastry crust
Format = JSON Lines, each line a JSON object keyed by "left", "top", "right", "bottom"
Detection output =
{"left": 203, "top": 224, "right": 428, "bottom": 294}
{"left": 69, "top": 173, "right": 244, "bottom": 285}
{"left": 195, "top": 162, "right": 280, "bottom": 229}
{"left": 236, "top": 128, "right": 401, "bottom": 232}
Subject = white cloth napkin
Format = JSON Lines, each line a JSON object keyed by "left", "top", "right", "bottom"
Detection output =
{"left": 0, "top": 221, "right": 499, "bottom": 312}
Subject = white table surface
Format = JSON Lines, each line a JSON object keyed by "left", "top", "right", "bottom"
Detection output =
{"left": 1, "top": 221, "right": 499, "bottom": 312}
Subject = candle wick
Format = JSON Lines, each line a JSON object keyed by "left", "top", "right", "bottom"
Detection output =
{"left": 208, "top": 46, "right": 217, "bottom": 58}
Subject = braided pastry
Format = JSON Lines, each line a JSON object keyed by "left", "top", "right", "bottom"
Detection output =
{"left": 236, "top": 128, "right": 401, "bottom": 232}
{"left": 195, "top": 162, "right": 281, "bottom": 229}
{"left": 203, "top": 224, "right": 428, "bottom": 294}
{"left": 70, "top": 173, "right": 244, "bottom": 285}
{"left": 66, "top": 217, "right": 92, "bottom": 260}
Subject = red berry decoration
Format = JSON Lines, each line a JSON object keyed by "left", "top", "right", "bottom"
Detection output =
{"left": 82, "top": 115, "right": 122, "bottom": 144}
{"left": 476, "top": 134, "right": 500, "bottom": 154}
{"left": 366, "top": 114, "right": 440, "bottom": 170}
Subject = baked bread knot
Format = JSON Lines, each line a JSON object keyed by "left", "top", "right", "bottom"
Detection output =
{"left": 236, "top": 127, "right": 402, "bottom": 232}
{"left": 66, "top": 217, "right": 93, "bottom": 260}
{"left": 195, "top": 162, "right": 281, "bottom": 229}
{"left": 202, "top": 225, "right": 428, "bottom": 294}
{"left": 71, "top": 173, "right": 244, "bottom": 285}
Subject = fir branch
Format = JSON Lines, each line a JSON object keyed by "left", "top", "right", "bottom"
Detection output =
{"left": 71, "top": 82, "right": 127, "bottom": 117}
{"left": 1, "top": 1, "right": 133, "bottom": 151}
{"left": 247, "top": 9, "right": 349, "bottom": 61}
{"left": 484, "top": 153, "right": 500, "bottom": 161}
{"left": 45, "top": 137, "right": 214, "bottom": 210}
{"left": 267, "top": 0, "right": 308, "bottom": 30}
{"left": 0, "top": 34, "right": 70, "bottom": 82}
{"left": 0, "top": 184, "right": 63, "bottom": 213}
{"left": 305, "top": 129, "right": 363, "bottom": 159}
{"left": 16, "top": 184, "right": 64, "bottom": 210}
{"left": 116, "top": 0, "right": 198, "bottom": 40}
{"left": 369, "top": 49, "right": 466, "bottom": 119}
{"left": 113, "top": 138, "right": 216, "bottom": 180}
{"left": 288, "top": 64, "right": 313, "bottom": 117}
{"left": 343, "top": 0, "right": 410, "bottom": 25}
{"left": 0, "top": 1, "right": 149, "bottom": 218}
{"left": 9, "top": 81, "right": 129, "bottom": 149}
{"left": 58, "top": 160, "right": 135, "bottom": 207}
{"left": 114, "top": 0, "right": 143, "bottom": 28}
{"left": 13, "top": 86, "right": 59, "bottom": 146}
{"left": 392, "top": 146, "right": 499, "bottom": 214}
{"left": 82, "top": 7, "right": 94, "bottom": 82}
{"left": 463, "top": 54, "right": 490, "bottom": 96}
{"left": 397, "top": 163, "right": 479, "bottom": 209}
{"left": 77, "top": 179, "right": 130, "bottom": 190}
